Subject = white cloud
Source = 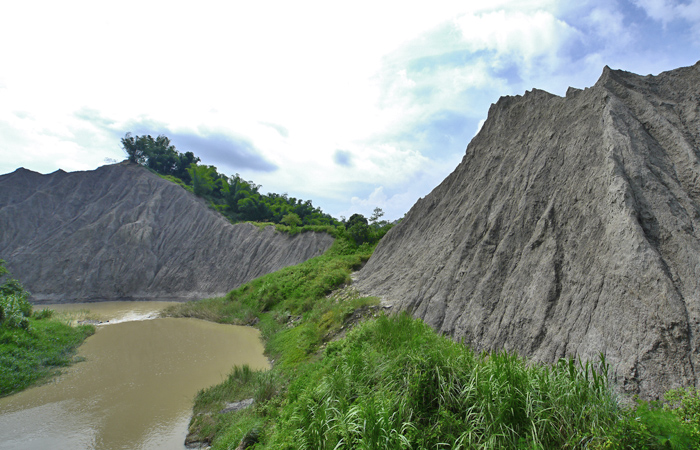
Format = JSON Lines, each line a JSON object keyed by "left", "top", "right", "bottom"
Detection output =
{"left": 633, "top": 0, "right": 700, "bottom": 43}
{"left": 586, "top": 7, "right": 632, "bottom": 43}
{"left": 455, "top": 10, "right": 578, "bottom": 73}
{"left": 1, "top": 0, "right": 699, "bottom": 221}
{"left": 634, "top": 0, "right": 700, "bottom": 23}
{"left": 342, "top": 186, "right": 413, "bottom": 222}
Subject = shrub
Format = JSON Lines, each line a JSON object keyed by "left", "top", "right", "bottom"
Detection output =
{"left": 665, "top": 387, "right": 700, "bottom": 444}
{"left": 33, "top": 308, "right": 54, "bottom": 320}
{"left": 0, "top": 293, "right": 32, "bottom": 329}
{"left": 281, "top": 213, "right": 302, "bottom": 228}
{"left": 600, "top": 399, "right": 695, "bottom": 449}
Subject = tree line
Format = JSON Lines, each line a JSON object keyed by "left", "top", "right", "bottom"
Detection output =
{"left": 121, "top": 133, "right": 393, "bottom": 244}
{"left": 122, "top": 133, "right": 339, "bottom": 226}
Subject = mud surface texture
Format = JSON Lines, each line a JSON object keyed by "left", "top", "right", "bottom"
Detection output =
{"left": 0, "top": 163, "right": 333, "bottom": 302}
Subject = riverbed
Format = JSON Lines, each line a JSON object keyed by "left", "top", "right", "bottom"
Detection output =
{"left": 0, "top": 302, "right": 270, "bottom": 450}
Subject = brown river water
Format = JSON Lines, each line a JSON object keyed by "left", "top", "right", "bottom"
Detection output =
{"left": 0, "top": 302, "right": 270, "bottom": 450}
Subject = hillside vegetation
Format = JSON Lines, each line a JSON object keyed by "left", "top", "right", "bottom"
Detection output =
{"left": 164, "top": 236, "right": 700, "bottom": 450}
{"left": 121, "top": 132, "right": 394, "bottom": 247}
{"left": 122, "top": 133, "right": 340, "bottom": 227}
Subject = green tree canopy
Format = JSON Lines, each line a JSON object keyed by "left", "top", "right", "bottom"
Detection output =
{"left": 187, "top": 164, "right": 217, "bottom": 196}
{"left": 281, "top": 212, "right": 302, "bottom": 228}
{"left": 120, "top": 132, "right": 340, "bottom": 227}
{"left": 121, "top": 133, "right": 201, "bottom": 184}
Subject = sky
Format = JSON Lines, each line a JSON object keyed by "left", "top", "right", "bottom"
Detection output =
{"left": 1, "top": 0, "right": 699, "bottom": 221}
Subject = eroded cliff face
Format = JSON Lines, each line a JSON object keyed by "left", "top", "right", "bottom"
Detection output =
{"left": 0, "top": 163, "right": 334, "bottom": 302}
{"left": 355, "top": 62, "right": 700, "bottom": 399}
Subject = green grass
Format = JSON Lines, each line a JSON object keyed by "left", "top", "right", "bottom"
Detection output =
{"left": 193, "top": 315, "right": 698, "bottom": 450}
{"left": 266, "top": 314, "right": 621, "bottom": 449}
{"left": 0, "top": 317, "right": 94, "bottom": 396}
{"left": 225, "top": 220, "right": 342, "bottom": 238}
{"left": 164, "top": 235, "right": 700, "bottom": 449}
{"left": 156, "top": 173, "right": 194, "bottom": 192}
{"left": 162, "top": 237, "right": 373, "bottom": 326}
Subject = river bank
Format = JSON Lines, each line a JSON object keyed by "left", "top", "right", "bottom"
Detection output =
{"left": 0, "top": 315, "right": 94, "bottom": 397}
{"left": 0, "top": 302, "right": 270, "bottom": 450}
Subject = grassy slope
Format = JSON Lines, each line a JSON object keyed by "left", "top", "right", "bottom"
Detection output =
{"left": 165, "top": 236, "right": 700, "bottom": 449}
{"left": 0, "top": 317, "right": 94, "bottom": 396}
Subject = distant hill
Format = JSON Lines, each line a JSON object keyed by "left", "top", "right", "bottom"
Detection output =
{"left": 0, "top": 162, "right": 333, "bottom": 302}
{"left": 355, "top": 61, "right": 700, "bottom": 399}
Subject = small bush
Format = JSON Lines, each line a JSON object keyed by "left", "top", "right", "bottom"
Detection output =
{"left": 33, "top": 308, "right": 54, "bottom": 320}
{"left": 665, "top": 387, "right": 700, "bottom": 444}
{"left": 0, "top": 293, "right": 32, "bottom": 330}
{"left": 600, "top": 399, "right": 695, "bottom": 449}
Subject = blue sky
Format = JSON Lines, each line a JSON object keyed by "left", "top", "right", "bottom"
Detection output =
{"left": 0, "top": 0, "right": 698, "bottom": 221}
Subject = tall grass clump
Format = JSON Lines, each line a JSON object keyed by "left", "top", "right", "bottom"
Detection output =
{"left": 265, "top": 313, "right": 627, "bottom": 449}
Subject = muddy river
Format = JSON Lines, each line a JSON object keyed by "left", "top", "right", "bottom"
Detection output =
{"left": 0, "top": 302, "right": 270, "bottom": 450}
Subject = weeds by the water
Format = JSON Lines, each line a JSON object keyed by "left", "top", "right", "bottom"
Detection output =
{"left": 0, "top": 317, "right": 94, "bottom": 396}
{"left": 51, "top": 308, "right": 103, "bottom": 327}
{"left": 193, "top": 314, "right": 698, "bottom": 449}
{"left": 0, "top": 260, "right": 96, "bottom": 397}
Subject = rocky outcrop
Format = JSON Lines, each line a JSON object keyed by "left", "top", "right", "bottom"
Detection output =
{"left": 0, "top": 162, "right": 334, "bottom": 303}
{"left": 355, "top": 61, "right": 700, "bottom": 398}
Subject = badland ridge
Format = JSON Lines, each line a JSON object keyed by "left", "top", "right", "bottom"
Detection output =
{"left": 356, "top": 61, "right": 700, "bottom": 399}
{"left": 0, "top": 162, "right": 333, "bottom": 302}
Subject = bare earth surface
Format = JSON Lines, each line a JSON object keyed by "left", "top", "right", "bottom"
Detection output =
{"left": 0, "top": 162, "right": 333, "bottom": 303}
{"left": 355, "top": 61, "right": 700, "bottom": 399}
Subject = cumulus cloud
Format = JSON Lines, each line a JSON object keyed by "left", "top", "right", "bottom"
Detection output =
{"left": 3, "top": 1, "right": 700, "bottom": 220}
{"left": 74, "top": 108, "right": 116, "bottom": 129}
{"left": 632, "top": 0, "right": 700, "bottom": 42}
{"left": 586, "top": 7, "right": 632, "bottom": 43}
{"left": 634, "top": 0, "right": 700, "bottom": 24}
{"left": 330, "top": 147, "right": 463, "bottom": 222}
{"left": 372, "top": 7, "right": 580, "bottom": 159}
{"left": 453, "top": 9, "right": 579, "bottom": 80}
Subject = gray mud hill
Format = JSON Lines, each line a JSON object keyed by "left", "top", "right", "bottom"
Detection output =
{"left": 355, "top": 61, "right": 700, "bottom": 399}
{"left": 0, "top": 162, "right": 334, "bottom": 303}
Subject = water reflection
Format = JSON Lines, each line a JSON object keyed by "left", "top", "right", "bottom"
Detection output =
{"left": 0, "top": 302, "right": 270, "bottom": 450}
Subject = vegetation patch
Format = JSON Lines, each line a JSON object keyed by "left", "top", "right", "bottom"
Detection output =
{"left": 162, "top": 237, "right": 376, "bottom": 328}
{"left": 122, "top": 133, "right": 340, "bottom": 227}
{"left": 164, "top": 232, "right": 700, "bottom": 449}
{"left": 0, "top": 260, "right": 94, "bottom": 397}
{"left": 0, "top": 317, "right": 95, "bottom": 396}
{"left": 269, "top": 315, "right": 699, "bottom": 449}
{"left": 269, "top": 315, "right": 617, "bottom": 449}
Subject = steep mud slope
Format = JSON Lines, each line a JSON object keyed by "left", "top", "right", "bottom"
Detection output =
{"left": 355, "top": 62, "right": 700, "bottom": 398}
{"left": 0, "top": 163, "right": 334, "bottom": 302}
